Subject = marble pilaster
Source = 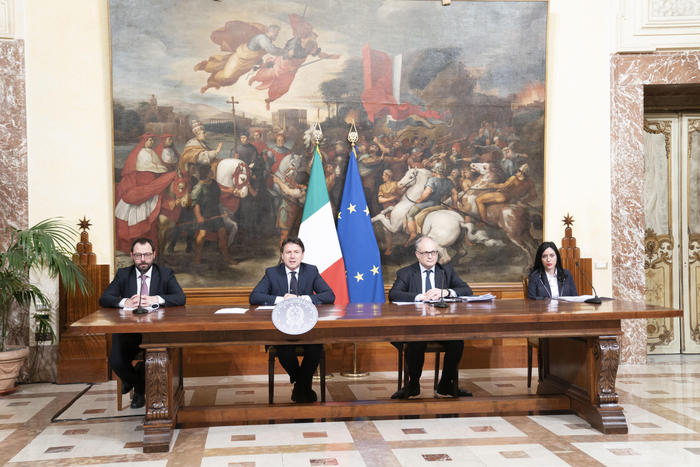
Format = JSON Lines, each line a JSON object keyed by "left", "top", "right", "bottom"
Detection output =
{"left": 611, "top": 51, "right": 700, "bottom": 363}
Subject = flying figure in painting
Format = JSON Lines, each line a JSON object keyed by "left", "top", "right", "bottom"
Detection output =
{"left": 249, "top": 14, "right": 340, "bottom": 110}
{"left": 195, "top": 22, "right": 284, "bottom": 94}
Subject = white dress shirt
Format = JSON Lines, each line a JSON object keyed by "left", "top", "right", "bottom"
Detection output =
{"left": 546, "top": 271, "right": 560, "bottom": 298}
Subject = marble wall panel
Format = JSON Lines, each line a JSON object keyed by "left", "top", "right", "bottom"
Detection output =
{"left": 0, "top": 38, "right": 26, "bottom": 247}
{"left": 611, "top": 51, "right": 700, "bottom": 363}
{"left": 0, "top": 38, "right": 33, "bottom": 379}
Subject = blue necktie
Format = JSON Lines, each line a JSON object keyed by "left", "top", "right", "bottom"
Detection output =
{"left": 424, "top": 269, "right": 432, "bottom": 292}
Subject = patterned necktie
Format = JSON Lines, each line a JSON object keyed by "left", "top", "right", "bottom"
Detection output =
{"left": 424, "top": 269, "right": 432, "bottom": 292}
{"left": 140, "top": 274, "right": 149, "bottom": 296}
{"left": 289, "top": 271, "right": 298, "bottom": 295}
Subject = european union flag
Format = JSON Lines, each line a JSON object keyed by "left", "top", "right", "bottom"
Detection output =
{"left": 337, "top": 146, "right": 385, "bottom": 303}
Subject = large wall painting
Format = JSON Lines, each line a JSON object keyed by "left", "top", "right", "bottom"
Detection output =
{"left": 110, "top": 0, "right": 548, "bottom": 287}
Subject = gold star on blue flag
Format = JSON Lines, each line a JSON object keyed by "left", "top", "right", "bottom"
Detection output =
{"left": 337, "top": 144, "right": 385, "bottom": 303}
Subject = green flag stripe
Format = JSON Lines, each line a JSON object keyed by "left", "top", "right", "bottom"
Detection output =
{"left": 301, "top": 146, "right": 330, "bottom": 223}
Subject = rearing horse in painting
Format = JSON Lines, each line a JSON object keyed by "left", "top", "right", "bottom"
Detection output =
{"left": 371, "top": 167, "right": 430, "bottom": 255}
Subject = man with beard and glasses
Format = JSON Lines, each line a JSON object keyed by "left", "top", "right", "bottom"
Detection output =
{"left": 99, "top": 238, "right": 186, "bottom": 408}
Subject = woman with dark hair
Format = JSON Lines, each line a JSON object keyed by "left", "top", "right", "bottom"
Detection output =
{"left": 527, "top": 241, "right": 578, "bottom": 299}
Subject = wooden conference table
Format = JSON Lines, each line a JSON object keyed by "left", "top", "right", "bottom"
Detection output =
{"left": 68, "top": 299, "right": 680, "bottom": 453}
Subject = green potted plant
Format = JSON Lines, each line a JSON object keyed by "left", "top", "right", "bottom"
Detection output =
{"left": 0, "top": 218, "right": 89, "bottom": 393}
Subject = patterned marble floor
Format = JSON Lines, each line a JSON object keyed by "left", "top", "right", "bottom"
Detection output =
{"left": 0, "top": 354, "right": 699, "bottom": 466}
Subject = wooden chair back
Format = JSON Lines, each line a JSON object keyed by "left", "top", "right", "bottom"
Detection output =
{"left": 558, "top": 221, "right": 593, "bottom": 295}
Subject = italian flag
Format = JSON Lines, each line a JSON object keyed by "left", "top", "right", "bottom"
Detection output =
{"left": 299, "top": 145, "right": 349, "bottom": 305}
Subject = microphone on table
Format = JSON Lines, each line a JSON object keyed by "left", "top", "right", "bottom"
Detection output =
{"left": 434, "top": 266, "right": 448, "bottom": 308}
{"left": 133, "top": 275, "right": 149, "bottom": 315}
{"left": 575, "top": 261, "right": 601, "bottom": 304}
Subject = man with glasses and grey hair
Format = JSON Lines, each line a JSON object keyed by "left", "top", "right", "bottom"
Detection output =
{"left": 388, "top": 235, "right": 473, "bottom": 399}
{"left": 100, "top": 237, "right": 186, "bottom": 408}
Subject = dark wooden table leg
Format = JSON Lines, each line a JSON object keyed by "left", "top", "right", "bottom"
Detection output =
{"left": 585, "top": 336, "right": 627, "bottom": 434}
{"left": 143, "top": 347, "right": 182, "bottom": 453}
{"left": 537, "top": 335, "right": 627, "bottom": 434}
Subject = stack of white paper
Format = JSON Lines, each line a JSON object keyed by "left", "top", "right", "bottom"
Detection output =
{"left": 461, "top": 293, "right": 496, "bottom": 302}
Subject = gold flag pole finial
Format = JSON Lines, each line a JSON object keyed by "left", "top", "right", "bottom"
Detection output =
{"left": 312, "top": 121, "right": 323, "bottom": 146}
{"left": 347, "top": 120, "right": 358, "bottom": 147}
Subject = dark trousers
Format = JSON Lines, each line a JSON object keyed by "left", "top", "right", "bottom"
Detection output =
{"left": 275, "top": 344, "right": 322, "bottom": 388}
{"left": 393, "top": 340, "right": 464, "bottom": 385}
{"left": 109, "top": 333, "right": 145, "bottom": 394}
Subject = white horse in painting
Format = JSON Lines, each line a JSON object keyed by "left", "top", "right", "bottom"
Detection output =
{"left": 422, "top": 209, "right": 505, "bottom": 262}
{"left": 421, "top": 160, "right": 542, "bottom": 261}
{"left": 371, "top": 167, "right": 430, "bottom": 253}
{"left": 457, "top": 162, "right": 505, "bottom": 218}
{"left": 371, "top": 166, "right": 506, "bottom": 258}
{"left": 214, "top": 158, "right": 251, "bottom": 246}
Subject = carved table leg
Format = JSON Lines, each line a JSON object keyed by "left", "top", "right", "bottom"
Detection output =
{"left": 537, "top": 336, "right": 627, "bottom": 434}
{"left": 586, "top": 336, "right": 627, "bottom": 434}
{"left": 142, "top": 347, "right": 182, "bottom": 453}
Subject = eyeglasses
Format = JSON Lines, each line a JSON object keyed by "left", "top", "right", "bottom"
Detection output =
{"left": 417, "top": 250, "right": 438, "bottom": 257}
{"left": 132, "top": 253, "right": 154, "bottom": 259}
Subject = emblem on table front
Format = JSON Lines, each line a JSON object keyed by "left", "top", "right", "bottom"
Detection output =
{"left": 271, "top": 298, "right": 319, "bottom": 335}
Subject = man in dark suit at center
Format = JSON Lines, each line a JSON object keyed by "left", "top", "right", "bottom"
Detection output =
{"left": 250, "top": 237, "right": 335, "bottom": 403}
{"left": 99, "top": 237, "right": 186, "bottom": 408}
{"left": 388, "top": 235, "right": 473, "bottom": 399}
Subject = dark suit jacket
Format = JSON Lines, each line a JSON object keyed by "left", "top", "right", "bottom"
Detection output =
{"left": 527, "top": 268, "right": 578, "bottom": 299}
{"left": 249, "top": 263, "right": 335, "bottom": 306}
{"left": 388, "top": 262, "right": 472, "bottom": 302}
{"left": 99, "top": 264, "right": 186, "bottom": 308}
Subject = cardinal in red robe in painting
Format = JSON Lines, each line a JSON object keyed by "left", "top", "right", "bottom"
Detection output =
{"left": 115, "top": 134, "right": 177, "bottom": 253}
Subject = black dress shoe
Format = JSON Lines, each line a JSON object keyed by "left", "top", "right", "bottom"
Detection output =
{"left": 304, "top": 388, "right": 318, "bottom": 403}
{"left": 436, "top": 381, "right": 472, "bottom": 398}
{"left": 293, "top": 384, "right": 318, "bottom": 403}
{"left": 391, "top": 381, "right": 420, "bottom": 399}
{"left": 120, "top": 380, "right": 133, "bottom": 395}
{"left": 130, "top": 392, "right": 146, "bottom": 409}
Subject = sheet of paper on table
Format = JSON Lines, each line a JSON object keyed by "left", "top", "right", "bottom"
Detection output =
{"left": 256, "top": 305, "right": 276, "bottom": 310}
{"left": 556, "top": 295, "right": 597, "bottom": 302}
{"left": 214, "top": 307, "right": 249, "bottom": 314}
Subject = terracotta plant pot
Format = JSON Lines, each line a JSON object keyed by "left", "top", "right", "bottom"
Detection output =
{"left": 0, "top": 346, "right": 29, "bottom": 394}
